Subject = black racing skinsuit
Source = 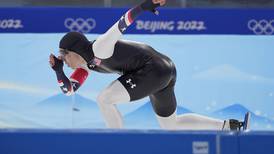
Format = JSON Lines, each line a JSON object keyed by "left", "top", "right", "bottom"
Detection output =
{"left": 91, "top": 39, "right": 177, "bottom": 117}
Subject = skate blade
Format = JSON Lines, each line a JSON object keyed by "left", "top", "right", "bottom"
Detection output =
{"left": 243, "top": 112, "right": 251, "bottom": 131}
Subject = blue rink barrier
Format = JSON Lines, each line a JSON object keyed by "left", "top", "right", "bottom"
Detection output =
{"left": 0, "top": 7, "right": 274, "bottom": 35}
{"left": 0, "top": 129, "right": 274, "bottom": 154}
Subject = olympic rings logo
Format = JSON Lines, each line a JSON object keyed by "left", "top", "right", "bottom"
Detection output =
{"left": 64, "top": 18, "right": 96, "bottom": 33}
{"left": 248, "top": 19, "right": 274, "bottom": 35}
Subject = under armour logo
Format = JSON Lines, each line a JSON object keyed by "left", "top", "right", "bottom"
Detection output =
{"left": 62, "top": 87, "right": 68, "bottom": 92}
{"left": 89, "top": 64, "right": 95, "bottom": 69}
{"left": 121, "top": 27, "right": 126, "bottom": 32}
{"left": 126, "top": 78, "right": 136, "bottom": 89}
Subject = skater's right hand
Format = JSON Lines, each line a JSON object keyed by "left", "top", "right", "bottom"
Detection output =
{"left": 140, "top": 0, "right": 166, "bottom": 15}
{"left": 49, "top": 53, "right": 64, "bottom": 72}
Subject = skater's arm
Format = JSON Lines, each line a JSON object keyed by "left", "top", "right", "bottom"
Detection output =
{"left": 69, "top": 66, "right": 89, "bottom": 93}
{"left": 49, "top": 54, "right": 89, "bottom": 96}
{"left": 92, "top": 0, "right": 165, "bottom": 59}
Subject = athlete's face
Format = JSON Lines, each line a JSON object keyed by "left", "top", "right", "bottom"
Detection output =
{"left": 59, "top": 49, "right": 86, "bottom": 69}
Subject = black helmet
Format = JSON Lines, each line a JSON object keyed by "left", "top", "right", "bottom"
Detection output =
{"left": 59, "top": 32, "right": 94, "bottom": 63}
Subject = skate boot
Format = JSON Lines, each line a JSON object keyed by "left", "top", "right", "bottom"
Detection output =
{"left": 222, "top": 112, "right": 250, "bottom": 131}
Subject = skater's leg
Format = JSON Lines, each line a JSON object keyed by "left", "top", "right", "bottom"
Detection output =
{"left": 151, "top": 85, "right": 225, "bottom": 130}
{"left": 155, "top": 111, "right": 177, "bottom": 130}
{"left": 97, "top": 80, "right": 130, "bottom": 128}
{"left": 176, "top": 113, "right": 224, "bottom": 130}
{"left": 149, "top": 85, "right": 177, "bottom": 130}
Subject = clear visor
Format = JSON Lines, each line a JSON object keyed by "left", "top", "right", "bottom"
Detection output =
{"left": 59, "top": 48, "right": 69, "bottom": 60}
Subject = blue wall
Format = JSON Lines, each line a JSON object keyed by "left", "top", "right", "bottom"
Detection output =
{"left": 0, "top": 129, "right": 273, "bottom": 154}
{"left": 0, "top": 7, "right": 273, "bottom": 34}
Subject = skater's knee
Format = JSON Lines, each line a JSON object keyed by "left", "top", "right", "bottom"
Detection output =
{"left": 97, "top": 89, "right": 118, "bottom": 105}
{"left": 154, "top": 105, "right": 176, "bottom": 117}
{"left": 156, "top": 112, "right": 177, "bottom": 130}
{"left": 97, "top": 81, "right": 130, "bottom": 105}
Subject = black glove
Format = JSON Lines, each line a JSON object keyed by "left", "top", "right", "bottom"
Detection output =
{"left": 51, "top": 55, "right": 64, "bottom": 73}
{"left": 140, "top": 0, "right": 161, "bottom": 15}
